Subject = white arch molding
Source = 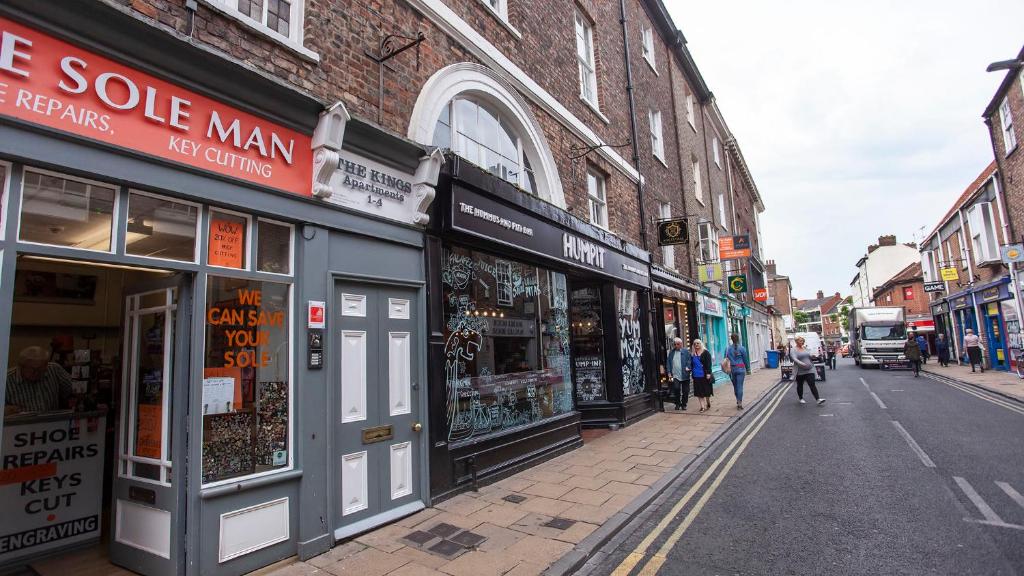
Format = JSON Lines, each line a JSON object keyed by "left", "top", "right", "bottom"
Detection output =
{"left": 408, "top": 63, "right": 566, "bottom": 208}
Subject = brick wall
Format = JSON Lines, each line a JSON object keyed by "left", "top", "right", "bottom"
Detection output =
{"left": 987, "top": 70, "right": 1024, "bottom": 244}
{"left": 875, "top": 279, "right": 928, "bottom": 316}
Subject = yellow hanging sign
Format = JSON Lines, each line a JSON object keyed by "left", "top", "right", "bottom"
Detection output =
{"left": 940, "top": 267, "right": 959, "bottom": 281}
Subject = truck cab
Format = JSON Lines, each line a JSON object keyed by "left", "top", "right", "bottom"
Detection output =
{"left": 848, "top": 307, "right": 907, "bottom": 367}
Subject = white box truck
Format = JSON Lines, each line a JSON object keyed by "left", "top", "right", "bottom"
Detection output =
{"left": 848, "top": 307, "right": 907, "bottom": 367}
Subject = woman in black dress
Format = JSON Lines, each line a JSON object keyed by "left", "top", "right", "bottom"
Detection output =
{"left": 691, "top": 339, "right": 714, "bottom": 412}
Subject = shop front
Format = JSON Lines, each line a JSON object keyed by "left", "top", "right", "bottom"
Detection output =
{"left": 973, "top": 278, "right": 1015, "bottom": 371}
{"left": 949, "top": 291, "right": 977, "bottom": 362}
{"left": 746, "top": 305, "right": 770, "bottom": 371}
{"left": 651, "top": 268, "right": 698, "bottom": 390}
{"left": 425, "top": 157, "right": 654, "bottom": 499}
{"left": 696, "top": 292, "right": 728, "bottom": 384}
{"left": 0, "top": 6, "right": 439, "bottom": 576}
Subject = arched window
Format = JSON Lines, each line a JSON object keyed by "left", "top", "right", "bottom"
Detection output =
{"left": 433, "top": 97, "right": 538, "bottom": 195}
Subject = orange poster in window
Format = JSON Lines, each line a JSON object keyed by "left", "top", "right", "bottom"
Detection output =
{"left": 136, "top": 403, "right": 163, "bottom": 459}
{"left": 208, "top": 218, "right": 244, "bottom": 268}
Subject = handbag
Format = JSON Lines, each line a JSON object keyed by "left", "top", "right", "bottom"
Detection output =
{"left": 720, "top": 357, "right": 731, "bottom": 372}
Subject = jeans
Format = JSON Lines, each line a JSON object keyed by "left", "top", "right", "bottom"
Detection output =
{"left": 672, "top": 378, "right": 690, "bottom": 408}
{"left": 730, "top": 371, "right": 745, "bottom": 403}
{"left": 795, "top": 373, "right": 820, "bottom": 400}
{"left": 910, "top": 360, "right": 920, "bottom": 375}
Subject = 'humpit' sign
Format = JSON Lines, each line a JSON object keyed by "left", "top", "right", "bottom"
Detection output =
{"left": 0, "top": 416, "right": 105, "bottom": 563}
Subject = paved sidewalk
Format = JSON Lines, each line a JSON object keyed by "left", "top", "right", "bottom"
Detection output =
{"left": 922, "top": 362, "right": 1024, "bottom": 401}
{"left": 263, "top": 369, "right": 782, "bottom": 576}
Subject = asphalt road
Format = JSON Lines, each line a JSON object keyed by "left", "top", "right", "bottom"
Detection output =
{"left": 585, "top": 358, "right": 1024, "bottom": 576}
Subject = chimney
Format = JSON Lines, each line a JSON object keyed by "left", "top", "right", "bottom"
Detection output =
{"left": 878, "top": 234, "right": 897, "bottom": 247}
{"left": 867, "top": 244, "right": 879, "bottom": 254}
{"left": 766, "top": 260, "right": 777, "bottom": 276}
{"left": 817, "top": 290, "right": 824, "bottom": 299}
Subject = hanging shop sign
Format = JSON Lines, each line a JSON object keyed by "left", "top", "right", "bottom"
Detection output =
{"left": 719, "top": 235, "right": 751, "bottom": 260}
{"left": 325, "top": 149, "right": 425, "bottom": 225}
{"left": 656, "top": 218, "right": 688, "bottom": 246}
{"left": 698, "top": 294, "right": 723, "bottom": 317}
{"left": 951, "top": 294, "right": 972, "bottom": 310}
{"left": 1001, "top": 244, "right": 1024, "bottom": 264}
{"left": 0, "top": 414, "right": 106, "bottom": 564}
{"left": 753, "top": 287, "right": 769, "bottom": 302}
{"left": 728, "top": 275, "right": 747, "bottom": 294}
{"left": 698, "top": 263, "right": 723, "bottom": 283}
{"left": 923, "top": 281, "right": 946, "bottom": 293}
{"left": 977, "top": 282, "right": 1011, "bottom": 304}
{"left": 940, "top": 267, "right": 960, "bottom": 281}
{"left": 449, "top": 185, "right": 650, "bottom": 286}
{"left": 0, "top": 17, "right": 312, "bottom": 194}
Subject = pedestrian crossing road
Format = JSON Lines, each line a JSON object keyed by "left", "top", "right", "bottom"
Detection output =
{"left": 584, "top": 359, "right": 1024, "bottom": 576}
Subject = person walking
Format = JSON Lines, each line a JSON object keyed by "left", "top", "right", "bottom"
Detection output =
{"left": 666, "top": 337, "right": 692, "bottom": 411}
{"left": 916, "top": 333, "right": 929, "bottom": 364}
{"left": 790, "top": 336, "right": 824, "bottom": 405}
{"left": 724, "top": 334, "right": 749, "bottom": 409}
{"left": 936, "top": 333, "right": 951, "bottom": 367}
{"left": 691, "top": 339, "right": 714, "bottom": 413}
{"left": 964, "top": 329, "right": 985, "bottom": 373}
{"left": 904, "top": 333, "right": 922, "bottom": 377}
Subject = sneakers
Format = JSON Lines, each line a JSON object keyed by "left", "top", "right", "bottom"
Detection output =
{"left": 817, "top": 398, "right": 826, "bottom": 405}
{"left": 737, "top": 403, "right": 743, "bottom": 410}
{"left": 799, "top": 399, "right": 807, "bottom": 404}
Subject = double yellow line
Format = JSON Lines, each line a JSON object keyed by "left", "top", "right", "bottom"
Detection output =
{"left": 611, "top": 382, "right": 792, "bottom": 576}
{"left": 931, "top": 376, "right": 1024, "bottom": 416}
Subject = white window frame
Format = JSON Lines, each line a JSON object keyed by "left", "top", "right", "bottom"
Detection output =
{"left": 476, "top": 0, "right": 522, "bottom": 39}
{"left": 717, "top": 193, "right": 727, "bottom": 228}
{"left": 17, "top": 167, "right": 121, "bottom": 255}
{"left": 1000, "top": 97, "right": 1017, "bottom": 155}
{"left": 641, "top": 25, "right": 656, "bottom": 72}
{"left": 587, "top": 169, "right": 608, "bottom": 229}
{"left": 660, "top": 202, "right": 674, "bottom": 269}
{"left": 967, "top": 202, "right": 998, "bottom": 263}
{"left": 256, "top": 217, "right": 296, "bottom": 277}
{"left": 124, "top": 189, "right": 203, "bottom": 265}
{"left": 686, "top": 93, "right": 696, "bottom": 129}
{"left": 713, "top": 136, "right": 722, "bottom": 168}
{"left": 495, "top": 259, "right": 513, "bottom": 306}
{"left": 575, "top": 11, "right": 599, "bottom": 109}
{"left": 649, "top": 109, "right": 665, "bottom": 162}
{"left": 439, "top": 98, "right": 538, "bottom": 195}
{"left": 207, "top": 207, "right": 253, "bottom": 272}
{"left": 204, "top": 0, "right": 316, "bottom": 61}
{"left": 0, "top": 160, "right": 10, "bottom": 239}
{"left": 692, "top": 159, "right": 704, "bottom": 205}
{"left": 698, "top": 221, "right": 718, "bottom": 264}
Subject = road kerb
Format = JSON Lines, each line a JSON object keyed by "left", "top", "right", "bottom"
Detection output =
{"left": 542, "top": 377, "right": 787, "bottom": 576}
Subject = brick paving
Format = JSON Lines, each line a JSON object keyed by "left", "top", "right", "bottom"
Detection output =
{"left": 922, "top": 362, "right": 1024, "bottom": 401}
{"left": 263, "top": 369, "right": 781, "bottom": 576}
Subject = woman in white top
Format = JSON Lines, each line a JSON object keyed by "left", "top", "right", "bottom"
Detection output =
{"left": 963, "top": 328, "right": 984, "bottom": 373}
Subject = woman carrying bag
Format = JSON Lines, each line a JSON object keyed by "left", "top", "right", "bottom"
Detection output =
{"left": 691, "top": 339, "right": 714, "bottom": 413}
{"left": 723, "top": 333, "right": 749, "bottom": 410}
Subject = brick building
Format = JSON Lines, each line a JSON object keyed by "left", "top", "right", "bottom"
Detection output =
{"left": 872, "top": 263, "right": 931, "bottom": 346}
{"left": 0, "top": 1, "right": 771, "bottom": 574}
{"left": 919, "top": 162, "right": 1018, "bottom": 369}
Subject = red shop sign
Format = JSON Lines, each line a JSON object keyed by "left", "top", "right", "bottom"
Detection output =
{"left": 0, "top": 18, "right": 312, "bottom": 195}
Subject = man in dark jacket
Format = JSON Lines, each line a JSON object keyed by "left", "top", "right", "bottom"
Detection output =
{"left": 935, "top": 334, "right": 951, "bottom": 367}
{"left": 904, "top": 333, "right": 923, "bottom": 376}
{"left": 666, "top": 338, "right": 692, "bottom": 410}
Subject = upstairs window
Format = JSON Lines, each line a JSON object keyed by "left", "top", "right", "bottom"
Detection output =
{"left": 967, "top": 202, "right": 999, "bottom": 263}
{"left": 641, "top": 25, "right": 656, "bottom": 71}
{"left": 692, "top": 158, "right": 703, "bottom": 204}
{"left": 660, "top": 203, "right": 674, "bottom": 268}
{"left": 717, "top": 193, "right": 727, "bottom": 228}
{"left": 1000, "top": 97, "right": 1017, "bottom": 154}
{"left": 227, "top": 0, "right": 303, "bottom": 40}
{"left": 649, "top": 109, "right": 664, "bottom": 161}
{"left": 587, "top": 169, "right": 608, "bottom": 229}
{"left": 686, "top": 93, "right": 695, "bottom": 127}
{"left": 575, "top": 11, "right": 599, "bottom": 107}
{"left": 434, "top": 98, "right": 538, "bottom": 194}
{"left": 698, "top": 221, "right": 718, "bottom": 264}
{"left": 713, "top": 136, "right": 721, "bottom": 168}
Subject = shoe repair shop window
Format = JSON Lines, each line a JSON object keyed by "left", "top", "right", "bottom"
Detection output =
{"left": 442, "top": 245, "right": 573, "bottom": 443}
{"left": 18, "top": 168, "right": 117, "bottom": 253}
{"left": 202, "top": 276, "right": 291, "bottom": 486}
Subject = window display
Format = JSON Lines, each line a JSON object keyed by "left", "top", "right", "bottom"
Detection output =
{"left": 208, "top": 211, "right": 248, "bottom": 269}
{"left": 442, "top": 246, "right": 572, "bottom": 443}
{"left": 202, "top": 276, "right": 290, "bottom": 483}
{"left": 571, "top": 286, "right": 606, "bottom": 402}
{"left": 617, "top": 287, "right": 645, "bottom": 396}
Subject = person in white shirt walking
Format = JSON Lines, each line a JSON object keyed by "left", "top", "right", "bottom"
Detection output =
{"left": 790, "top": 336, "right": 825, "bottom": 405}
{"left": 963, "top": 329, "right": 984, "bottom": 373}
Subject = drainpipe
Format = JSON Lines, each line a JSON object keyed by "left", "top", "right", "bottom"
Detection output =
{"left": 667, "top": 41, "right": 693, "bottom": 279}
{"left": 958, "top": 208, "right": 983, "bottom": 365}
{"left": 619, "top": 0, "right": 648, "bottom": 251}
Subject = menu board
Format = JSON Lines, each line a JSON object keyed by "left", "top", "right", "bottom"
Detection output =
{"left": 574, "top": 355, "right": 606, "bottom": 402}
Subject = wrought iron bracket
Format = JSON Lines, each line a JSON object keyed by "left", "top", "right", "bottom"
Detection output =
{"left": 567, "top": 141, "right": 631, "bottom": 161}
{"left": 365, "top": 31, "right": 426, "bottom": 123}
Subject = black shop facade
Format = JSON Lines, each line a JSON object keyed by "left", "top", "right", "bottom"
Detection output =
{"left": 425, "top": 157, "right": 655, "bottom": 498}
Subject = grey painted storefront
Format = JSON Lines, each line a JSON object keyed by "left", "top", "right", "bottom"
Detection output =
{"left": 0, "top": 5, "right": 436, "bottom": 575}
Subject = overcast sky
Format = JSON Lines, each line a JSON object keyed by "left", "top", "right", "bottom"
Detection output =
{"left": 663, "top": 0, "right": 1024, "bottom": 300}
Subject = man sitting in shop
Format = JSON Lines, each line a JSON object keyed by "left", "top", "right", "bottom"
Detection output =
{"left": 5, "top": 346, "right": 73, "bottom": 416}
